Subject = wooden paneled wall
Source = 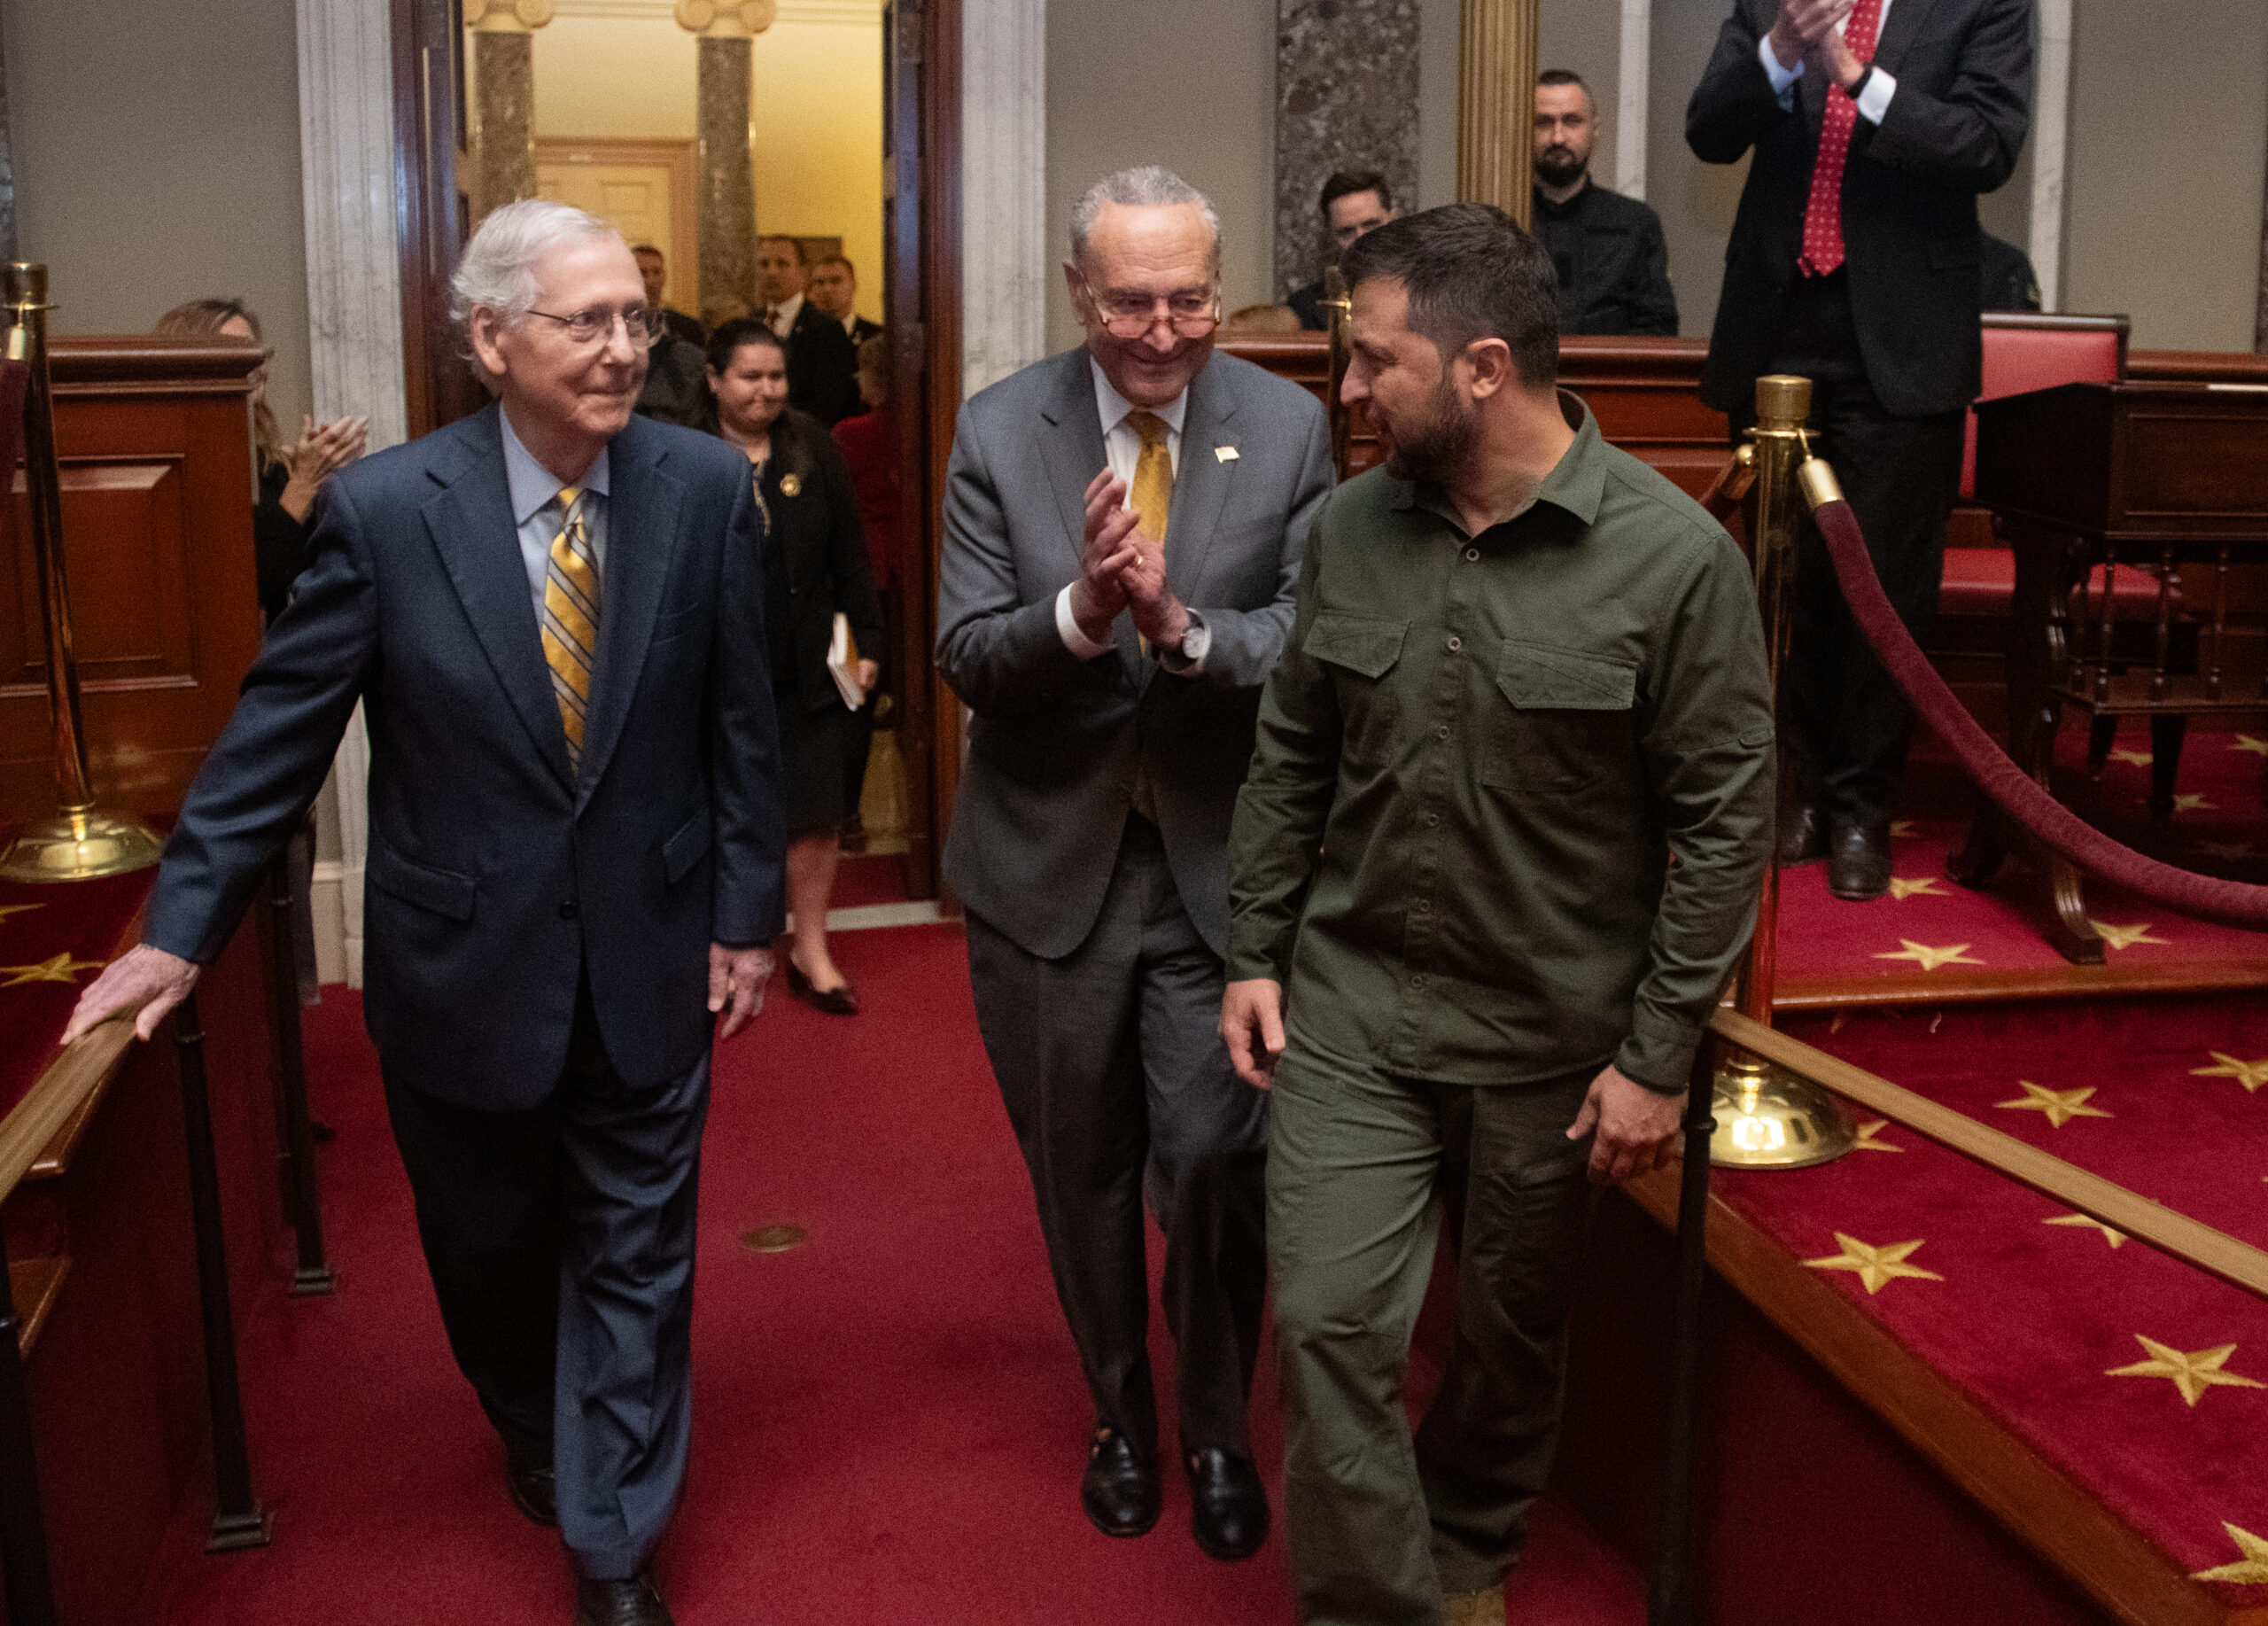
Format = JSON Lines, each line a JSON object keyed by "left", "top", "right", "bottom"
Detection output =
{"left": 2, "top": 338, "right": 268, "bottom": 820}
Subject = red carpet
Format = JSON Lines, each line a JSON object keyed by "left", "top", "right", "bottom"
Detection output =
{"left": 135, "top": 924, "right": 1638, "bottom": 1624}
{"left": 1711, "top": 995, "right": 2268, "bottom": 1605}
{"left": 1776, "top": 727, "right": 2268, "bottom": 996}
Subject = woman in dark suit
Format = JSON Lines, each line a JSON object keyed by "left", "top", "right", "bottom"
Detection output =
{"left": 707, "top": 317, "right": 885, "bottom": 1014}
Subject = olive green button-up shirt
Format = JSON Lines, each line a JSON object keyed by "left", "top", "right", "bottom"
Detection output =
{"left": 1227, "top": 394, "right": 1774, "bottom": 1093}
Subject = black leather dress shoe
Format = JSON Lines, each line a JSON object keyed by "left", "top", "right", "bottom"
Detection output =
{"left": 1828, "top": 817, "right": 1894, "bottom": 901}
{"left": 1080, "top": 1426, "right": 1161, "bottom": 1538}
{"left": 1778, "top": 802, "right": 1829, "bottom": 867}
{"left": 505, "top": 1452, "right": 555, "bottom": 1527}
{"left": 1186, "top": 1447, "right": 1269, "bottom": 1561}
{"left": 574, "top": 1572, "right": 672, "bottom": 1626}
{"left": 785, "top": 959, "right": 859, "bottom": 1015}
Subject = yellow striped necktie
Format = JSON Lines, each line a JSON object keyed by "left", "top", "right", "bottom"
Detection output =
{"left": 539, "top": 486, "right": 602, "bottom": 767}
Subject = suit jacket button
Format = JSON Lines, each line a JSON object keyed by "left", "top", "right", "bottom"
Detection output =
{"left": 558, "top": 900, "right": 579, "bottom": 920}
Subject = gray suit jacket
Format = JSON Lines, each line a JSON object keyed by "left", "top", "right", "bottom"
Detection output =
{"left": 936, "top": 346, "right": 1332, "bottom": 961}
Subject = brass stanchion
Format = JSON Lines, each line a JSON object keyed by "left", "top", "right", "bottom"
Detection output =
{"left": 0, "top": 264, "right": 163, "bottom": 883}
{"left": 1710, "top": 374, "right": 1857, "bottom": 1169}
{"left": 1322, "top": 265, "right": 1354, "bottom": 478}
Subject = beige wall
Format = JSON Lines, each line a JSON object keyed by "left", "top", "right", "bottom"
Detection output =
{"left": 4, "top": 0, "right": 312, "bottom": 430}
{"left": 2062, "top": 0, "right": 2266, "bottom": 349}
{"left": 527, "top": 12, "right": 887, "bottom": 324}
{"left": 1044, "top": 0, "right": 1277, "bottom": 354}
{"left": 1539, "top": 0, "right": 1623, "bottom": 208}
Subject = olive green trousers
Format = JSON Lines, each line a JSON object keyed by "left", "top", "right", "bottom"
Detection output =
{"left": 1269, "top": 1042, "right": 1599, "bottom": 1626}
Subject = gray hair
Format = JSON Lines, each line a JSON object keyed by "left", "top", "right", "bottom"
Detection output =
{"left": 1069, "top": 166, "right": 1222, "bottom": 275}
{"left": 451, "top": 198, "right": 620, "bottom": 384}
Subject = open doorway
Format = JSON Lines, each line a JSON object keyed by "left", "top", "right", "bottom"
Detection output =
{"left": 392, "top": 0, "right": 955, "bottom": 899}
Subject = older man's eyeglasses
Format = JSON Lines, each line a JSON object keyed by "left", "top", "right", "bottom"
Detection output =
{"left": 1078, "top": 276, "right": 1220, "bottom": 340}
{"left": 525, "top": 304, "right": 656, "bottom": 345}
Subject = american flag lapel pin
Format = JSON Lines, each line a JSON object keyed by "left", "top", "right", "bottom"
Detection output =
{"left": 1216, "top": 445, "right": 1239, "bottom": 463}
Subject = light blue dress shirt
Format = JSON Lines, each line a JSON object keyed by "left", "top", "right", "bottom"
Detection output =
{"left": 500, "top": 405, "right": 611, "bottom": 625}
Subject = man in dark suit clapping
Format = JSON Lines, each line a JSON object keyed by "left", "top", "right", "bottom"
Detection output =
{"left": 756, "top": 234, "right": 861, "bottom": 426}
{"left": 66, "top": 199, "right": 783, "bottom": 1626}
{"left": 1689, "top": 0, "right": 2031, "bottom": 899}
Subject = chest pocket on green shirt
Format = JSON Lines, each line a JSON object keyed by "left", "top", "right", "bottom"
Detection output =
{"left": 1303, "top": 611, "right": 1408, "bottom": 766}
{"left": 1480, "top": 641, "right": 1637, "bottom": 795}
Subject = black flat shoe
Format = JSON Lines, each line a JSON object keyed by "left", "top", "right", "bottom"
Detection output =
{"left": 785, "top": 959, "right": 858, "bottom": 1015}
{"left": 505, "top": 1451, "right": 555, "bottom": 1527}
{"left": 1778, "top": 801, "right": 1829, "bottom": 867}
{"left": 1186, "top": 1446, "right": 1269, "bottom": 1561}
{"left": 574, "top": 1572, "right": 672, "bottom": 1626}
{"left": 1828, "top": 816, "right": 1894, "bottom": 901}
{"left": 1081, "top": 1426, "right": 1160, "bottom": 1538}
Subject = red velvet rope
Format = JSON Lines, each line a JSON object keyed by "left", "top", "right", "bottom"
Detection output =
{"left": 1807, "top": 494, "right": 2268, "bottom": 930}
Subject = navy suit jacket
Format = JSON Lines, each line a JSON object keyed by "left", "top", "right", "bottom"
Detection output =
{"left": 146, "top": 403, "right": 785, "bottom": 1111}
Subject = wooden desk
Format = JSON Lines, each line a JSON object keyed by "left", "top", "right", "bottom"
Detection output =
{"left": 1955, "top": 380, "right": 2268, "bottom": 961}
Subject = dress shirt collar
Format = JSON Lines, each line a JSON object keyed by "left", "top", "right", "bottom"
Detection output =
{"left": 1391, "top": 390, "right": 1605, "bottom": 532}
{"left": 1089, "top": 354, "right": 1188, "bottom": 440}
{"left": 500, "top": 403, "right": 610, "bottom": 528}
{"left": 768, "top": 292, "right": 805, "bottom": 332}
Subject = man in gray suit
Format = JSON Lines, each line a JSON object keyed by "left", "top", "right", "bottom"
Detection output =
{"left": 937, "top": 165, "right": 1332, "bottom": 1563}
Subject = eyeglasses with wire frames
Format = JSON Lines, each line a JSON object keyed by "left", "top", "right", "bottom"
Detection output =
{"left": 1075, "top": 274, "right": 1221, "bottom": 340}
{"left": 524, "top": 303, "right": 658, "bottom": 345}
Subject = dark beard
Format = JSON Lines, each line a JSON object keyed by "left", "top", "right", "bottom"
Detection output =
{"left": 1381, "top": 374, "right": 1479, "bottom": 486}
{"left": 1535, "top": 146, "right": 1587, "bottom": 191}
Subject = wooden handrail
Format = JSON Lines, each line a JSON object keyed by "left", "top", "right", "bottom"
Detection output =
{"left": 1710, "top": 1008, "right": 2268, "bottom": 1304}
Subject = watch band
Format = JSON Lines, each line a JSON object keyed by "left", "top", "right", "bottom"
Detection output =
{"left": 1844, "top": 64, "right": 1876, "bottom": 100}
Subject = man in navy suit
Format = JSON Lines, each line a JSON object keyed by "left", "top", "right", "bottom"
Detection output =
{"left": 66, "top": 199, "right": 783, "bottom": 1626}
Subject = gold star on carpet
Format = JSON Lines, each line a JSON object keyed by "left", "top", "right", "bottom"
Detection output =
{"left": 0, "top": 904, "right": 42, "bottom": 925}
{"left": 2089, "top": 921, "right": 2168, "bottom": 951}
{"left": 1874, "top": 940, "right": 1984, "bottom": 971}
{"left": 2195, "top": 839, "right": 2257, "bottom": 861}
{"left": 2193, "top": 1523, "right": 2268, "bottom": 1584}
{"left": 0, "top": 953, "right": 103, "bottom": 988}
{"left": 2045, "top": 1213, "right": 2127, "bottom": 1249}
{"left": 1803, "top": 1233, "right": 1943, "bottom": 1295}
{"left": 2109, "top": 747, "right": 2154, "bottom": 766}
{"left": 1889, "top": 875, "right": 1948, "bottom": 900}
{"left": 1889, "top": 820, "right": 1918, "bottom": 840}
{"left": 2173, "top": 793, "right": 2217, "bottom": 814}
{"left": 1852, "top": 1120, "right": 1904, "bottom": 1152}
{"left": 2194, "top": 1054, "right": 2268, "bottom": 1093}
{"left": 2230, "top": 734, "right": 2268, "bottom": 758}
{"left": 2107, "top": 1336, "right": 2266, "bottom": 1406}
{"left": 1996, "top": 1081, "right": 2112, "bottom": 1128}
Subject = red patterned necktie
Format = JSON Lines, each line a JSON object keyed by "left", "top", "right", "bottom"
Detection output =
{"left": 1798, "top": 0, "right": 1885, "bottom": 277}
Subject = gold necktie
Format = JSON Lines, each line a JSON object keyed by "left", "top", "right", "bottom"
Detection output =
{"left": 1126, "top": 410, "right": 1174, "bottom": 545}
{"left": 1124, "top": 412, "right": 1174, "bottom": 822}
{"left": 540, "top": 486, "right": 602, "bottom": 767}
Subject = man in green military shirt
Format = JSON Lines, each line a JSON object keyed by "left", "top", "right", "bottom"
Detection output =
{"left": 1221, "top": 204, "right": 1774, "bottom": 1625}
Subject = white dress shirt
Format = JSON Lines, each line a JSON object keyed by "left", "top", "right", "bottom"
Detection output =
{"left": 1052, "top": 356, "right": 1208, "bottom": 672}
{"left": 1758, "top": 3, "right": 1898, "bottom": 126}
{"left": 765, "top": 291, "right": 805, "bottom": 338}
{"left": 501, "top": 405, "right": 610, "bottom": 625}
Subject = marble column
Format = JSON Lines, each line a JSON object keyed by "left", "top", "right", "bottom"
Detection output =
{"left": 963, "top": 0, "right": 1047, "bottom": 395}
{"left": 295, "top": 0, "right": 415, "bottom": 985}
{"left": 2030, "top": 0, "right": 2073, "bottom": 315}
{"left": 678, "top": 1, "right": 776, "bottom": 329}
{"left": 0, "top": 27, "right": 17, "bottom": 261}
{"left": 467, "top": 0, "right": 552, "bottom": 220}
{"left": 1274, "top": 0, "right": 1421, "bottom": 302}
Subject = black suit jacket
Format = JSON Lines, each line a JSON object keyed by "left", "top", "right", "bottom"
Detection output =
{"left": 1688, "top": 0, "right": 2032, "bottom": 417}
{"left": 757, "top": 413, "right": 885, "bottom": 710}
{"left": 846, "top": 315, "right": 883, "bottom": 348}
{"left": 145, "top": 405, "right": 785, "bottom": 1110}
{"left": 782, "top": 302, "right": 860, "bottom": 427}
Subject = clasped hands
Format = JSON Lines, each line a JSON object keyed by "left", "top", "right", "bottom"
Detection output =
{"left": 1220, "top": 977, "right": 1685, "bottom": 1185}
{"left": 1068, "top": 469, "right": 1190, "bottom": 652}
{"left": 1767, "top": 0, "right": 1867, "bottom": 91}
